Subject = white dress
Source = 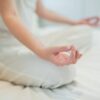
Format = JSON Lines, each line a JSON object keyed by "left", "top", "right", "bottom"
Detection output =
{"left": 0, "top": 0, "right": 92, "bottom": 88}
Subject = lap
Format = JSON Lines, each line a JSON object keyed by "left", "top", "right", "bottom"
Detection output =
{"left": 38, "top": 25, "right": 92, "bottom": 53}
{"left": 0, "top": 25, "right": 93, "bottom": 88}
{"left": 0, "top": 46, "right": 76, "bottom": 88}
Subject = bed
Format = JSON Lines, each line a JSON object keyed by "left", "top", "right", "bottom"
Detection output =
{"left": 0, "top": 26, "right": 100, "bottom": 100}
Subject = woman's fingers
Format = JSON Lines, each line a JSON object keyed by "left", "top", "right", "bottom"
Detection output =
{"left": 54, "top": 52, "right": 73, "bottom": 66}
{"left": 54, "top": 52, "right": 71, "bottom": 66}
{"left": 85, "top": 17, "right": 100, "bottom": 26}
{"left": 76, "top": 50, "right": 82, "bottom": 59}
{"left": 68, "top": 46, "right": 82, "bottom": 64}
{"left": 72, "top": 47, "right": 77, "bottom": 64}
{"left": 50, "top": 46, "right": 82, "bottom": 66}
{"left": 68, "top": 46, "right": 77, "bottom": 64}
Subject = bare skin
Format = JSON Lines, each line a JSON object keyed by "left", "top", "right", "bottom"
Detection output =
{"left": 0, "top": 0, "right": 92, "bottom": 66}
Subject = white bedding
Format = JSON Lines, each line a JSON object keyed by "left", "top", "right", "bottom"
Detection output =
{"left": 0, "top": 27, "right": 100, "bottom": 100}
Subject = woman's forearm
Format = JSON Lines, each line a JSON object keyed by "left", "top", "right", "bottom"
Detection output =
{"left": 36, "top": 0, "right": 78, "bottom": 25}
{"left": 38, "top": 9, "right": 78, "bottom": 25}
{"left": 2, "top": 15, "right": 46, "bottom": 58}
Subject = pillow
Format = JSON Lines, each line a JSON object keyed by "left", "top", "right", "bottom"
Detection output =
{"left": 0, "top": 25, "right": 92, "bottom": 89}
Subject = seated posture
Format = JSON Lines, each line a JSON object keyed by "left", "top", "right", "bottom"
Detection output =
{"left": 0, "top": 0, "right": 98, "bottom": 88}
{"left": 0, "top": 0, "right": 97, "bottom": 65}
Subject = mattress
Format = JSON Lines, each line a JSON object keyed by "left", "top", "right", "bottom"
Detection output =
{"left": 0, "top": 27, "right": 100, "bottom": 100}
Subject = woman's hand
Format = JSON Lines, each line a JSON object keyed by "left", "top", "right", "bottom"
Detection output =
{"left": 41, "top": 45, "right": 82, "bottom": 66}
{"left": 77, "top": 17, "right": 100, "bottom": 27}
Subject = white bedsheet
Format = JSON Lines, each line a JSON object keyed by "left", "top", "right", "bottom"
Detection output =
{"left": 0, "top": 28, "right": 100, "bottom": 100}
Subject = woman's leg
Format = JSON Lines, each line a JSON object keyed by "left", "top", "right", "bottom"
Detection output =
{"left": 0, "top": 25, "right": 93, "bottom": 88}
{"left": 0, "top": 42, "right": 76, "bottom": 88}
{"left": 39, "top": 25, "right": 93, "bottom": 54}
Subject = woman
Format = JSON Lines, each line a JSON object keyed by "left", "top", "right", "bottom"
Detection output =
{"left": 0, "top": 0, "right": 87, "bottom": 65}
{"left": 0, "top": 0, "right": 97, "bottom": 88}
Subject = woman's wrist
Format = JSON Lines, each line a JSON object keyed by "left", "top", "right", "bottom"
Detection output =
{"left": 34, "top": 46, "right": 48, "bottom": 60}
{"left": 65, "top": 19, "right": 80, "bottom": 25}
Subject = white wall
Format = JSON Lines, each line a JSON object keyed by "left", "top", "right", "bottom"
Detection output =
{"left": 42, "top": 0, "right": 84, "bottom": 19}
{"left": 42, "top": 0, "right": 100, "bottom": 24}
{"left": 84, "top": 0, "right": 100, "bottom": 17}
